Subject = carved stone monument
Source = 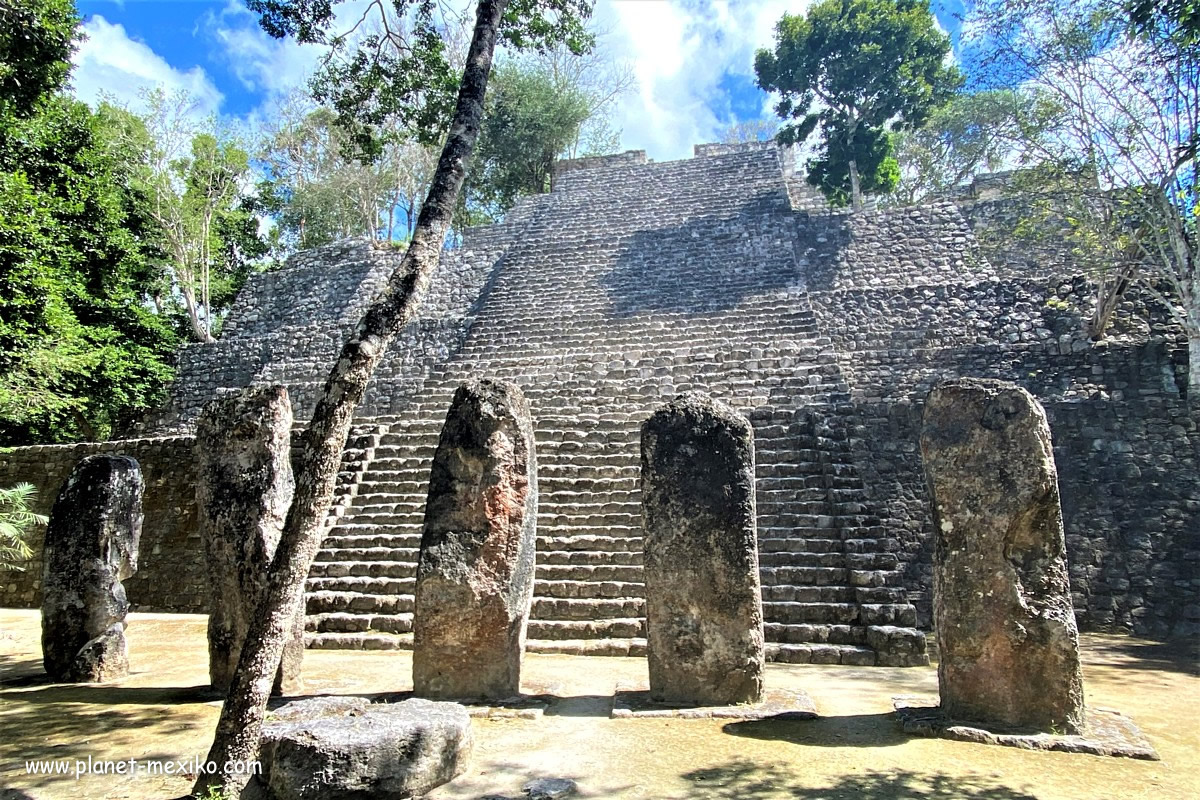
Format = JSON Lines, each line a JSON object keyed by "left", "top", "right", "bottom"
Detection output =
{"left": 413, "top": 379, "right": 538, "bottom": 700}
{"left": 640, "top": 391, "right": 764, "bottom": 706}
{"left": 196, "top": 384, "right": 302, "bottom": 694}
{"left": 921, "top": 378, "right": 1084, "bottom": 733}
{"left": 41, "top": 455, "right": 143, "bottom": 682}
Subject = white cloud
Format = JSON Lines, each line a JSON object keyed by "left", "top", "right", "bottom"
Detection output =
{"left": 71, "top": 15, "right": 223, "bottom": 116}
{"left": 200, "top": 1, "right": 327, "bottom": 102}
{"left": 598, "top": 0, "right": 803, "bottom": 161}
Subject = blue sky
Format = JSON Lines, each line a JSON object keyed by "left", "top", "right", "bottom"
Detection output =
{"left": 71, "top": 1, "right": 966, "bottom": 161}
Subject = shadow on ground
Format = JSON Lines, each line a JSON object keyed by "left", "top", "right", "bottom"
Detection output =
{"left": 0, "top": 654, "right": 46, "bottom": 687}
{"left": 723, "top": 713, "right": 908, "bottom": 749}
{"left": 1084, "top": 636, "right": 1200, "bottom": 676}
{"left": 679, "top": 763, "right": 1040, "bottom": 799}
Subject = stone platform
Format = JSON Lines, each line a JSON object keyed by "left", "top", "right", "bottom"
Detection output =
{"left": 892, "top": 695, "right": 1159, "bottom": 760}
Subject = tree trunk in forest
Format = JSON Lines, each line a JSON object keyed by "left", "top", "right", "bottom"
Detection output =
{"left": 1189, "top": 331, "right": 1199, "bottom": 399}
{"left": 182, "top": 285, "right": 215, "bottom": 343}
{"left": 1086, "top": 262, "right": 1137, "bottom": 340}
{"left": 191, "top": 1, "right": 508, "bottom": 795}
{"left": 848, "top": 158, "right": 863, "bottom": 212}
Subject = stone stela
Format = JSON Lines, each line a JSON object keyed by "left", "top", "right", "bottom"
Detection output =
{"left": 41, "top": 455, "right": 143, "bottom": 683}
{"left": 412, "top": 379, "right": 538, "bottom": 701}
{"left": 196, "top": 384, "right": 304, "bottom": 695}
{"left": 921, "top": 378, "right": 1085, "bottom": 733}
{"left": 6, "top": 143, "right": 1194, "bottom": 663}
{"left": 640, "top": 392, "right": 766, "bottom": 706}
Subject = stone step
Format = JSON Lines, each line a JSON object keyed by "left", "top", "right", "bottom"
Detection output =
{"left": 759, "top": 537, "right": 843, "bottom": 553}
{"left": 309, "top": 559, "right": 418, "bottom": 578}
{"left": 760, "top": 566, "right": 848, "bottom": 585}
{"left": 763, "top": 602, "right": 862, "bottom": 624}
{"left": 539, "top": 550, "right": 642, "bottom": 566}
{"left": 759, "top": 551, "right": 846, "bottom": 568}
{"left": 526, "top": 638, "right": 647, "bottom": 657}
{"left": 532, "top": 597, "right": 644, "bottom": 620}
{"left": 306, "top": 611, "right": 414, "bottom": 634}
{"left": 306, "top": 576, "right": 415, "bottom": 595}
{"left": 306, "top": 631, "right": 412, "bottom": 650}
{"left": 766, "top": 642, "right": 878, "bottom": 666}
{"left": 527, "top": 618, "right": 645, "bottom": 640}
{"left": 305, "top": 591, "right": 413, "bottom": 615}
{"left": 763, "top": 622, "right": 867, "bottom": 646}
{"left": 535, "top": 579, "right": 644, "bottom": 600}
{"left": 535, "top": 564, "right": 643, "bottom": 582}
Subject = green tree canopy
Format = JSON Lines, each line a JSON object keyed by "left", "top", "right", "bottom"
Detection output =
{"left": 0, "top": 0, "right": 77, "bottom": 117}
{"left": 0, "top": 1, "right": 179, "bottom": 445}
{"left": 965, "top": 0, "right": 1197, "bottom": 387}
{"left": 755, "top": 0, "right": 961, "bottom": 209}
{"left": 248, "top": 0, "right": 593, "bottom": 158}
{"left": 468, "top": 60, "right": 592, "bottom": 216}
{"left": 117, "top": 91, "right": 269, "bottom": 342}
{"left": 890, "top": 89, "right": 1033, "bottom": 205}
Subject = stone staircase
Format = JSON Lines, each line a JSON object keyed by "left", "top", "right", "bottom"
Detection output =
{"left": 302, "top": 146, "right": 927, "bottom": 665}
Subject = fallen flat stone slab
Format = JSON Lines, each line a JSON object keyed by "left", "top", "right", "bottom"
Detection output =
{"left": 464, "top": 697, "right": 547, "bottom": 720}
{"left": 523, "top": 778, "right": 578, "bottom": 799}
{"left": 253, "top": 696, "right": 473, "bottom": 800}
{"left": 611, "top": 681, "right": 817, "bottom": 720}
{"left": 893, "top": 696, "right": 1158, "bottom": 760}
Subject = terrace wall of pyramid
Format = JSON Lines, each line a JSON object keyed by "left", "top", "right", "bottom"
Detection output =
{"left": 3, "top": 143, "right": 1196, "bottom": 657}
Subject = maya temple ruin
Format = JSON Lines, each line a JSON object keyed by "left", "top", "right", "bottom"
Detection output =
{"left": 4, "top": 141, "right": 1198, "bottom": 673}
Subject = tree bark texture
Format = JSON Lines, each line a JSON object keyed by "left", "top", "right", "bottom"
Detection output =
{"left": 193, "top": 0, "right": 509, "bottom": 794}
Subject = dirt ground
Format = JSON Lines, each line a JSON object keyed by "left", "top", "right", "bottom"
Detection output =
{"left": 1, "top": 609, "right": 1197, "bottom": 800}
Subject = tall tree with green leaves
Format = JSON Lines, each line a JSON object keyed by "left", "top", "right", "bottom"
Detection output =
{"left": 755, "top": 0, "right": 961, "bottom": 210}
{"left": 194, "top": 2, "right": 593, "bottom": 794}
{"left": 468, "top": 60, "right": 592, "bottom": 215}
{"left": 127, "top": 91, "right": 267, "bottom": 342}
{"left": 258, "top": 101, "right": 440, "bottom": 249}
{"left": 0, "top": 0, "right": 179, "bottom": 445}
{"left": 890, "top": 89, "right": 1034, "bottom": 205}
{"left": 968, "top": 0, "right": 1198, "bottom": 390}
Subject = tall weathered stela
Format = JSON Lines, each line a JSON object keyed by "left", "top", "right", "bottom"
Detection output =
{"left": 196, "top": 384, "right": 302, "bottom": 694}
{"left": 641, "top": 392, "right": 765, "bottom": 706}
{"left": 921, "top": 377, "right": 1084, "bottom": 733}
{"left": 413, "top": 379, "right": 538, "bottom": 700}
{"left": 41, "top": 455, "right": 143, "bottom": 682}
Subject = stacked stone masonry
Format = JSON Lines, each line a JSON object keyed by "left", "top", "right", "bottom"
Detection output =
{"left": 3, "top": 145, "right": 1196, "bottom": 655}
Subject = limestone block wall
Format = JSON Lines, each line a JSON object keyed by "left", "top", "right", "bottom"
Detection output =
{"left": 140, "top": 210, "right": 534, "bottom": 433}
{"left": 551, "top": 150, "right": 647, "bottom": 183}
{"left": 0, "top": 437, "right": 205, "bottom": 612}
{"left": 835, "top": 362, "right": 1199, "bottom": 638}
{"left": 4, "top": 144, "right": 1195, "bottom": 644}
{"left": 799, "top": 203, "right": 994, "bottom": 291}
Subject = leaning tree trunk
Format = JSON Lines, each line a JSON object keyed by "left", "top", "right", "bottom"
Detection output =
{"left": 848, "top": 158, "right": 863, "bottom": 213}
{"left": 192, "top": 0, "right": 508, "bottom": 794}
{"left": 1189, "top": 326, "right": 1199, "bottom": 398}
{"left": 1086, "top": 261, "right": 1138, "bottom": 340}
